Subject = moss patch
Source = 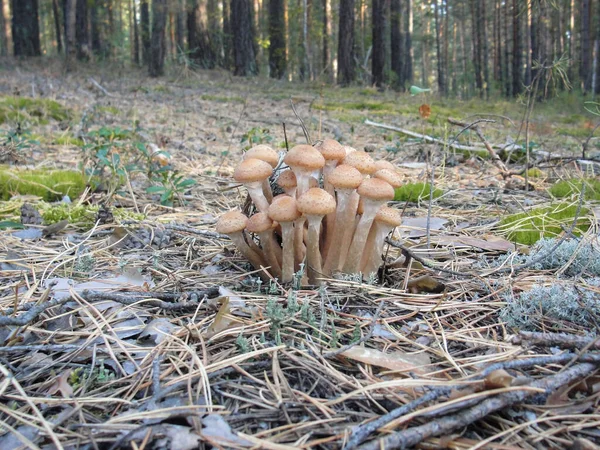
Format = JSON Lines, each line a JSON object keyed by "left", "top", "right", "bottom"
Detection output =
{"left": 0, "top": 96, "right": 72, "bottom": 125}
{"left": 0, "top": 168, "right": 86, "bottom": 201}
{"left": 200, "top": 94, "right": 245, "bottom": 103}
{"left": 52, "top": 134, "right": 84, "bottom": 146}
{"left": 497, "top": 203, "right": 590, "bottom": 245}
{"left": 394, "top": 183, "right": 443, "bottom": 202}
{"left": 549, "top": 178, "right": 600, "bottom": 201}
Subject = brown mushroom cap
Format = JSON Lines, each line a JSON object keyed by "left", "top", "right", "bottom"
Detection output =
{"left": 374, "top": 169, "right": 403, "bottom": 188}
{"left": 357, "top": 178, "right": 395, "bottom": 201}
{"left": 216, "top": 210, "right": 248, "bottom": 234}
{"left": 297, "top": 188, "right": 336, "bottom": 216}
{"left": 343, "top": 145, "right": 357, "bottom": 156}
{"left": 317, "top": 139, "right": 346, "bottom": 162}
{"left": 284, "top": 145, "right": 325, "bottom": 172}
{"left": 244, "top": 145, "right": 279, "bottom": 168}
{"left": 268, "top": 196, "right": 301, "bottom": 222}
{"left": 327, "top": 164, "right": 363, "bottom": 190}
{"left": 234, "top": 158, "right": 273, "bottom": 183}
{"left": 343, "top": 151, "right": 377, "bottom": 175}
{"left": 375, "top": 206, "right": 402, "bottom": 227}
{"left": 374, "top": 160, "right": 396, "bottom": 172}
{"left": 246, "top": 212, "right": 275, "bottom": 234}
{"left": 276, "top": 169, "right": 297, "bottom": 190}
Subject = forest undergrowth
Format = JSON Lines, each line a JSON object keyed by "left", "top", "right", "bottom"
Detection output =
{"left": 1, "top": 60, "right": 600, "bottom": 449}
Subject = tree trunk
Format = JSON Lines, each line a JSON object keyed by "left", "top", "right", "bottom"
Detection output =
{"left": 298, "top": 0, "right": 312, "bottom": 80}
{"left": 132, "top": 0, "right": 140, "bottom": 64}
{"left": 75, "top": 0, "right": 89, "bottom": 59}
{"left": 404, "top": 0, "right": 413, "bottom": 84}
{"left": 371, "top": 0, "right": 385, "bottom": 88}
{"left": 268, "top": 0, "right": 286, "bottom": 78}
{"left": 470, "top": 0, "right": 482, "bottom": 94}
{"left": 141, "top": 0, "right": 150, "bottom": 65}
{"left": 337, "top": 0, "right": 355, "bottom": 85}
{"left": 480, "top": 0, "right": 489, "bottom": 98}
{"left": 322, "top": 0, "right": 330, "bottom": 79}
{"left": 11, "top": 0, "right": 41, "bottom": 56}
{"left": 188, "top": 0, "right": 216, "bottom": 68}
{"left": 223, "top": 0, "right": 232, "bottom": 68}
{"left": 65, "top": 0, "right": 76, "bottom": 70}
{"left": 231, "top": 0, "right": 258, "bottom": 75}
{"left": 0, "top": 0, "right": 8, "bottom": 56}
{"left": 51, "top": 0, "right": 63, "bottom": 53}
{"left": 390, "top": 0, "right": 403, "bottom": 90}
{"left": 433, "top": 0, "right": 445, "bottom": 95}
{"left": 149, "top": 0, "right": 167, "bottom": 77}
{"left": 503, "top": 0, "right": 511, "bottom": 96}
{"left": 581, "top": 0, "right": 593, "bottom": 92}
{"left": 511, "top": 0, "right": 521, "bottom": 96}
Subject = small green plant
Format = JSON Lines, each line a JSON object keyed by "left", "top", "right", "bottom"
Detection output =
{"left": 549, "top": 178, "right": 600, "bottom": 201}
{"left": 69, "top": 360, "right": 115, "bottom": 390}
{"left": 394, "top": 183, "right": 443, "bottom": 203}
{"left": 241, "top": 127, "right": 274, "bottom": 150}
{"left": 146, "top": 171, "right": 196, "bottom": 207}
{"left": 236, "top": 334, "right": 250, "bottom": 353}
{"left": 497, "top": 203, "right": 590, "bottom": 245}
{"left": 2, "top": 126, "right": 39, "bottom": 155}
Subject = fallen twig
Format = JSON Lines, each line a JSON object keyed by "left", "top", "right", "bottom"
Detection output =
{"left": 89, "top": 77, "right": 115, "bottom": 97}
{"left": 511, "top": 331, "right": 600, "bottom": 349}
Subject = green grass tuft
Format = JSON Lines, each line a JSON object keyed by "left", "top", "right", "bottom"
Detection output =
{"left": 526, "top": 168, "right": 545, "bottom": 178}
{"left": 0, "top": 96, "right": 72, "bottom": 125}
{"left": 394, "top": 183, "right": 443, "bottom": 202}
{"left": 497, "top": 203, "right": 590, "bottom": 245}
{"left": 0, "top": 167, "right": 86, "bottom": 201}
{"left": 549, "top": 178, "right": 600, "bottom": 201}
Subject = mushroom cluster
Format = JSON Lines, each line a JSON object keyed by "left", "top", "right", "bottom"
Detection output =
{"left": 216, "top": 140, "right": 403, "bottom": 286}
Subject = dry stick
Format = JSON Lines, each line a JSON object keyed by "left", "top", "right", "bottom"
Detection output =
{"left": 447, "top": 117, "right": 510, "bottom": 177}
{"left": 511, "top": 331, "right": 600, "bottom": 349}
{"left": 0, "top": 287, "right": 221, "bottom": 326}
{"left": 356, "top": 362, "right": 598, "bottom": 450}
{"left": 345, "top": 354, "right": 600, "bottom": 450}
{"left": 290, "top": 98, "right": 312, "bottom": 145}
{"left": 89, "top": 77, "right": 115, "bottom": 97}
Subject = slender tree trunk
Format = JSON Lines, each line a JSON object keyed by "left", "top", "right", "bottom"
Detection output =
{"left": 503, "top": 0, "right": 511, "bottom": 96}
{"left": 511, "top": 0, "right": 522, "bottom": 96}
{"left": 149, "top": 0, "right": 167, "bottom": 76}
{"left": 268, "top": 0, "right": 286, "bottom": 78}
{"left": 404, "top": 0, "right": 413, "bottom": 84}
{"left": 75, "top": 0, "right": 89, "bottom": 59}
{"left": 470, "top": 0, "right": 482, "bottom": 94}
{"left": 337, "top": 0, "right": 355, "bottom": 85}
{"left": 175, "top": 2, "right": 184, "bottom": 56}
{"left": 132, "top": 0, "right": 139, "bottom": 64}
{"left": 322, "top": 0, "right": 330, "bottom": 79}
{"left": 188, "top": 0, "right": 216, "bottom": 68}
{"left": 231, "top": 0, "right": 257, "bottom": 75}
{"left": 11, "top": 0, "right": 41, "bottom": 56}
{"left": 581, "top": 0, "right": 593, "bottom": 93}
{"left": 433, "top": 0, "right": 445, "bottom": 95}
{"left": 390, "top": 0, "right": 403, "bottom": 90}
{"left": 372, "top": 0, "right": 385, "bottom": 87}
{"left": 51, "top": 0, "right": 63, "bottom": 53}
{"left": 141, "top": 0, "right": 150, "bottom": 65}
{"left": 65, "top": 0, "right": 76, "bottom": 70}
{"left": 222, "top": 0, "right": 232, "bottom": 68}
{"left": 0, "top": 0, "right": 8, "bottom": 56}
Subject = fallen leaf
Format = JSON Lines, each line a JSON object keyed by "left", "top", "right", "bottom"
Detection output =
{"left": 155, "top": 425, "right": 201, "bottom": 450}
{"left": 342, "top": 347, "right": 431, "bottom": 375}
{"left": 138, "top": 318, "right": 176, "bottom": 344}
{"left": 407, "top": 275, "right": 445, "bottom": 294}
{"left": 201, "top": 415, "right": 252, "bottom": 447}
{"left": 400, "top": 217, "right": 447, "bottom": 238}
{"left": 206, "top": 297, "right": 240, "bottom": 338}
{"left": 419, "top": 103, "right": 431, "bottom": 119}
{"left": 46, "top": 370, "right": 73, "bottom": 398}
{"left": 42, "top": 219, "right": 69, "bottom": 237}
{"left": 484, "top": 369, "right": 514, "bottom": 389}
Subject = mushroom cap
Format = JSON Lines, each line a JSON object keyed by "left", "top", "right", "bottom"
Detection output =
{"left": 234, "top": 158, "right": 273, "bottom": 183}
{"left": 375, "top": 206, "right": 402, "bottom": 227}
{"left": 317, "top": 139, "right": 346, "bottom": 161}
{"left": 268, "top": 195, "right": 301, "bottom": 222}
{"left": 276, "top": 169, "right": 297, "bottom": 189}
{"left": 216, "top": 210, "right": 248, "bottom": 234}
{"left": 357, "top": 178, "right": 395, "bottom": 201}
{"left": 297, "top": 188, "right": 336, "bottom": 216}
{"left": 284, "top": 145, "right": 325, "bottom": 172}
{"left": 343, "top": 145, "right": 357, "bottom": 156}
{"left": 244, "top": 145, "right": 279, "bottom": 168}
{"left": 374, "top": 160, "right": 396, "bottom": 172}
{"left": 374, "top": 169, "right": 403, "bottom": 188}
{"left": 247, "top": 212, "right": 275, "bottom": 233}
{"left": 343, "top": 151, "right": 377, "bottom": 175}
{"left": 327, "top": 164, "right": 363, "bottom": 190}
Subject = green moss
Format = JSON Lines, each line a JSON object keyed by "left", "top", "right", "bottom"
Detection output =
{"left": 200, "top": 94, "right": 245, "bottom": 103}
{"left": 394, "top": 183, "right": 443, "bottom": 202}
{"left": 549, "top": 178, "right": 600, "bottom": 201}
{"left": 152, "top": 85, "right": 172, "bottom": 93}
{"left": 555, "top": 127, "right": 590, "bottom": 138}
{"left": 53, "top": 134, "right": 84, "bottom": 146}
{"left": 526, "top": 168, "right": 544, "bottom": 178}
{"left": 497, "top": 203, "right": 590, "bottom": 245}
{"left": 0, "top": 168, "right": 86, "bottom": 201}
{"left": 39, "top": 203, "right": 144, "bottom": 226}
{"left": 0, "top": 96, "right": 72, "bottom": 125}
{"left": 96, "top": 106, "right": 120, "bottom": 115}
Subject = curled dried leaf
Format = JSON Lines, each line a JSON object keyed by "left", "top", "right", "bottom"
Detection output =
{"left": 419, "top": 104, "right": 431, "bottom": 119}
{"left": 484, "top": 369, "right": 514, "bottom": 389}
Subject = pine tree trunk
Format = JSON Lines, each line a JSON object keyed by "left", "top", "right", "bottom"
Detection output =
{"left": 268, "top": 0, "right": 286, "bottom": 78}
{"left": 390, "top": 0, "right": 403, "bottom": 90}
{"left": 11, "top": 0, "right": 41, "bottom": 56}
{"left": 65, "top": 0, "right": 76, "bottom": 70}
{"left": 322, "top": 0, "right": 330, "bottom": 79}
{"left": 337, "top": 0, "right": 355, "bottom": 85}
{"left": 503, "top": 0, "right": 511, "bottom": 96}
{"left": 404, "top": 0, "right": 413, "bottom": 84}
{"left": 175, "top": 2, "right": 184, "bottom": 57}
{"left": 0, "top": 0, "right": 7, "bottom": 56}
{"left": 582, "top": 0, "right": 593, "bottom": 92}
{"left": 433, "top": 0, "right": 445, "bottom": 95}
{"left": 470, "top": 0, "right": 482, "bottom": 94}
{"left": 75, "top": 0, "right": 89, "bottom": 59}
{"left": 480, "top": 0, "right": 489, "bottom": 98}
{"left": 223, "top": 0, "right": 232, "bottom": 68}
{"left": 512, "top": 0, "right": 521, "bottom": 96}
{"left": 149, "top": 0, "right": 167, "bottom": 77}
{"left": 371, "top": 0, "right": 385, "bottom": 88}
{"left": 231, "top": 0, "right": 258, "bottom": 75}
{"left": 132, "top": 0, "right": 140, "bottom": 64}
{"left": 188, "top": 0, "right": 216, "bottom": 68}
{"left": 52, "top": 0, "right": 63, "bottom": 53}
{"left": 141, "top": 0, "right": 150, "bottom": 65}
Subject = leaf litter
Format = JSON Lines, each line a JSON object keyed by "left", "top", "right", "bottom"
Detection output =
{"left": 0, "top": 62, "right": 599, "bottom": 449}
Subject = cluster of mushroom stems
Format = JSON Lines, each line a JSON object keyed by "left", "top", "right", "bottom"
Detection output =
{"left": 216, "top": 140, "right": 403, "bottom": 286}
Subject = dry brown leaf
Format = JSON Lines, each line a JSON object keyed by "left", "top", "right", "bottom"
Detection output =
{"left": 342, "top": 347, "right": 431, "bottom": 375}
{"left": 419, "top": 104, "right": 431, "bottom": 119}
{"left": 206, "top": 297, "right": 241, "bottom": 338}
{"left": 42, "top": 219, "right": 69, "bottom": 237}
{"left": 46, "top": 370, "right": 73, "bottom": 398}
{"left": 484, "top": 369, "right": 514, "bottom": 389}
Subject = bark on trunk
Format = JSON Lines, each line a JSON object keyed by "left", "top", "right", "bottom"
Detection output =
{"left": 11, "top": 0, "right": 41, "bottom": 56}
{"left": 52, "top": 0, "right": 63, "bottom": 53}
{"left": 231, "top": 0, "right": 258, "bottom": 75}
{"left": 141, "top": 0, "right": 150, "bottom": 65}
{"left": 337, "top": 0, "right": 355, "bottom": 85}
{"left": 268, "top": 0, "right": 286, "bottom": 78}
{"left": 149, "top": 0, "right": 167, "bottom": 77}
{"left": 390, "top": 0, "right": 403, "bottom": 90}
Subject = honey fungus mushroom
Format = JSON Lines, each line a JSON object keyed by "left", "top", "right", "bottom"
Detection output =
{"left": 268, "top": 196, "right": 301, "bottom": 283}
{"left": 234, "top": 158, "right": 274, "bottom": 213}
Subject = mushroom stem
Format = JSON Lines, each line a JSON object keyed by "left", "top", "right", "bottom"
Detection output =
{"left": 336, "top": 191, "right": 360, "bottom": 270}
{"left": 342, "top": 200, "right": 383, "bottom": 274}
{"left": 280, "top": 223, "right": 295, "bottom": 282}
{"left": 361, "top": 223, "right": 391, "bottom": 277}
{"left": 229, "top": 232, "right": 269, "bottom": 281}
{"left": 323, "top": 191, "right": 352, "bottom": 274}
{"left": 258, "top": 231, "right": 282, "bottom": 278}
{"left": 246, "top": 183, "right": 271, "bottom": 213}
{"left": 294, "top": 217, "right": 306, "bottom": 270}
{"left": 305, "top": 216, "right": 324, "bottom": 285}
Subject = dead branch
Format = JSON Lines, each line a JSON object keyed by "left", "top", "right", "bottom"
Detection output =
{"left": 354, "top": 363, "right": 598, "bottom": 450}
{"left": 89, "top": 77, "right": 115, "bottom": 97}
{"left": 511, "top": 331, "right": 600, "bottom": 349}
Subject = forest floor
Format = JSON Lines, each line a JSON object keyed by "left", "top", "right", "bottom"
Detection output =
{"left": 1, "top": 59, "right": 600, "bottom": 449}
